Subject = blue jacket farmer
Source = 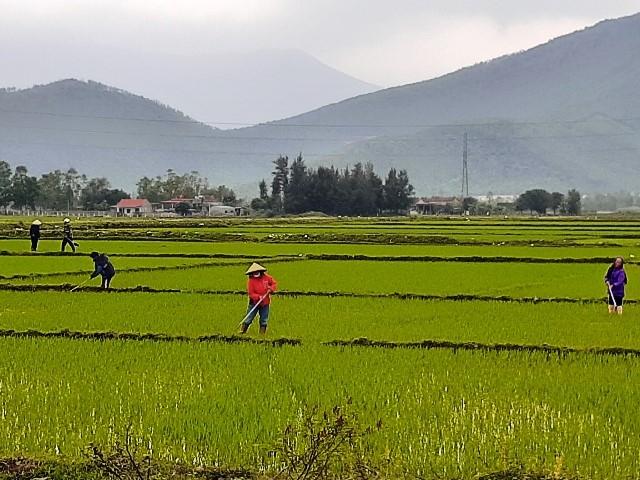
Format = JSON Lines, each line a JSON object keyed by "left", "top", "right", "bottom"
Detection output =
{"left": 89, "top": 252, "right": 116, "bottom": 289}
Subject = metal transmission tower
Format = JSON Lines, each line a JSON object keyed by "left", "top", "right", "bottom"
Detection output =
{"left": 461, "top": 132, "right": 469, "bottom": 198}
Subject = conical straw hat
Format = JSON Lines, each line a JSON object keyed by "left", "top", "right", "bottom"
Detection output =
{"left": 32, "top": 219, "right": 42, "bottom": 225}
{"left": 63, "top": 218, "right": 71, "bottom": 223}
{"left": 245, "top": 263, "right": 267, "bottom": 275}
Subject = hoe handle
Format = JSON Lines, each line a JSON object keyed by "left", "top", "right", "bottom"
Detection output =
{"left": 240, "top": 292, "right": 270, "bottom": 324}
{"left": 608, "top": 285, "right": 618, "bottom": 308}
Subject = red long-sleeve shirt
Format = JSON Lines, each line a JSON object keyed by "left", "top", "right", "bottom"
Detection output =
{"left": 247, "top": 274, "right": 278, "bottom": 305}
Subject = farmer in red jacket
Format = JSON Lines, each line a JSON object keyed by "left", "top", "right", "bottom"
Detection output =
{"left": 240, "top": 263, "right": 278, "bottom": 335}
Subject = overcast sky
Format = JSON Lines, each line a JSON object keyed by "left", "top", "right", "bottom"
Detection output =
{"left": 1, "top": 0, "right": 639, "bottom": 87}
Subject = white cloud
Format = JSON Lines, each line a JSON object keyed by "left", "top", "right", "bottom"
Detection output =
{"left": 0, "top": 0, "right": 285, "bottom": 22}
{"left": 0, "top": 0, "right": 638, "bottom": 86}
{"left": 327, "top": 16, "right": 595, "bottom": 85}
{"left": 116, "top": 0, "right": 287, "bottom": 24}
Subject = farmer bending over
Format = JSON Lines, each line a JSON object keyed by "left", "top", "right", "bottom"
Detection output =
{"left": 240, "top": 263, "right": 278, "bottom": 335}
{"left": 604, "top": 256, "right": 627, "bottom": 315}
{"left": 89, "top": 251, "right": 116, "bottom": 289}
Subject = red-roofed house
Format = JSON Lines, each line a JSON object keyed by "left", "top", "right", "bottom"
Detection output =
{"left": 115, "top": 198, "right": 153, "bottom": 217}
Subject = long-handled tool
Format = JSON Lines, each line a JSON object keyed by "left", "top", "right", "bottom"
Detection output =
{"left": 70, "top": 277, "right": 91, "bottom": 292}
{"left": 238, "top": 291, "right": 270, "bottom": 328}
{"left": 608, "top": 284, "right": 618, "bottom": 309}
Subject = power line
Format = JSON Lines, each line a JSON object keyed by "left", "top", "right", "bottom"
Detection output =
{"left": 1, "top": 138, "right": 637, "bottom": 158}
{"left": 1, "top": 106, "right": 640, "bottom": 130}
{"left": 468, "top": 132, "right": 638, "bottom": 141}
{"left": 0, "top": 120, "right": 638, "bottom": 143}
{"left": 0, "top": 139, "right": 345, "bottom": 157}
{"left": 0, "top": 122, "right": 363, "bottom": 142}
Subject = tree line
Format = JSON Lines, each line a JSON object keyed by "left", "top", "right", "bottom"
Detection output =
{"left": 582, "top": 192, "right": 640, "bottom": 213}
{"left": 0, "top": 156, "right": 585, "bottom": 217}
{"left": 251, "top": 155, "right": 414, "bottom": 216}
{"left": 136, "top": 170, "right": 236, "bottom": 204}
{"left": 0, "top": 161, "right": 237, "bottom": 212}
{"left": 0, "top": 161, "right": 129, "bottom": 212}
{"left": 515, "top": 189, "right": 581, "bottom": 215}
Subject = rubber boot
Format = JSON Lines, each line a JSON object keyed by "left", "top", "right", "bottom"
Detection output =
{"left": 239, "top": 323, "right": 249, "bottom": 334}
{"left": 259, "top": 326, "right": 267, "bottom": 336}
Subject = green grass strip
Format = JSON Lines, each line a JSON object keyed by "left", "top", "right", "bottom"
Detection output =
{"left": 0, "top": 256, "right": 304, "bottom": 280}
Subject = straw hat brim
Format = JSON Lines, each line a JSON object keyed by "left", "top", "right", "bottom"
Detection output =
{"left": 32, "top": 220, "right": 42, "bottom": 225}
{"left": 245, "top": 263, "right": 267, "bottom": 275}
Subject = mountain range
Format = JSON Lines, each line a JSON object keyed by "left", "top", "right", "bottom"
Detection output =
{"left": 1, "top": 12, "right": 640, "bottom": 195}
{"left": 1, "top": 47, "right": 379, "bottom": 126}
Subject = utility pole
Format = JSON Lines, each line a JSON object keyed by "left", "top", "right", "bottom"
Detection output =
{"left": 461, "top": 132, "right": 469, "bottom": 199}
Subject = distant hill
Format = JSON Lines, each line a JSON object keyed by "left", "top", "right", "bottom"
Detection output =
{"left": 1, "top": 13, "right": 640, "bottom": 195}
{"left": 0, "top": 79, "right": 238, "bottom": 189}
{"left": 239, "top": 12, "right": 640, "bottom": 194}
{"left": 1, "top": 48, "right": 380, "bottom": 126}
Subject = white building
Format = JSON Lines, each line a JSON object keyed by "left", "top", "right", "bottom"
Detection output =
{"left": 208, "top": 204, "right": 237, "bottom": 216}
{"left": 115, "top": 199, "right": 153, "bottom": 217}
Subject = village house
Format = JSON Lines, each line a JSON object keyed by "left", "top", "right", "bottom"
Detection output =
{"left": 155, "top": 196, "right": 246, "bottom": 216}
{"left": 158, "top": 197, "right": 195, "bottom": 213}
{"left": 114, "top": 198, "right": 153, "bottom": 217}
{"left": 413, "top": 196, "right": 462, "bottom": 215}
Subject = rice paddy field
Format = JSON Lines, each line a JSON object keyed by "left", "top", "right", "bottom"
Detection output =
{"left": 0, "top": 215, "right": 639, "bottom": 479}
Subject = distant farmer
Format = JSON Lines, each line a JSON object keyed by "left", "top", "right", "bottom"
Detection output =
{"left": 89, "top": 252, "right": 116, "bottom": 289}
{"left": 29, "top": 219, "right": 41, "bottom": 252}
{"left": 604, "top": 257, "right": 627, "bottom": 315}
{"left": 61, "top": 218, "right": 78, "bottom": 252}
{"left": 240, "top": 263, "right": 278, "bottom": 335}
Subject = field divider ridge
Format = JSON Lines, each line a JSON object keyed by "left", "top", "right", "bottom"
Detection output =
{"left": 0, "top": 251, "right": 297, "bottom": 259}
{"left": 0, "top": 282, "right": 625, "bottom": 305}
{"left": 0, "top": 328, "right": 300, "bottom": 347}
{"left": 1, "top": 328, "right": 640, "bottom": 359}
{"left": 323, "top": 337, "right": 640, "bottom": 357}
{"left": 304, "top": 254, "right": 633, "bottom": 264}
{"left": 2, "top": 250, "right": 633, "bottom": 264}
{"left": 2, "top": 234, "right": 626, "bottom": 247}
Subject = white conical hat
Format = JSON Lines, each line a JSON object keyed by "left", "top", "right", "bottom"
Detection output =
{"left": 245, "top": 263, "right": 267, "bottom": 275}
{"left": 63, "top": 218, "right": 71, "bottom": 223}
{"left": 32, "top": 219, "right": 42, "bottom": 225}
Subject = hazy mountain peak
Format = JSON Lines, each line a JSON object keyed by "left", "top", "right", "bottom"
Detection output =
{"left": 0, "top": 47, "right": 380, "bottom": 126}
{"left": 1, "top": 13, "right": 640, "bottom": 195}
{"left": 1, "top": 78, "right": 202, "bottom": 125}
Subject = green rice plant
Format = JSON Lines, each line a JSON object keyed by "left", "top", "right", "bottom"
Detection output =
{"left": 0, "top": 338, "right": 639, "bottom": 477}
{"left": 0, "top": 256, "right": 244, "bottom": 278}
{"left": 11, "top": 260, "right": 635, "bottom": 300}
{"left": 1, "top": 238, "right": 637, "bottom": 259}
{"left": 0, "top": 291, "right": 638, "bottom": 348}
{"left": 4, "top": 215, "right": 640, "bottom": 248}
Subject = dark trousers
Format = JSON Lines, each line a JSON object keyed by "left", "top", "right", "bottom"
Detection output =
{"left": 30, "top": 236, "right": 39, "bottom": 252}
{"left": 61, "top": 237, "right": 76, "bottom": 252}
{"left": 607, "top": 291, "right": 624, "bottom": 306}
{"left": 101, "top": 273, "right": 115, "bottom": 289}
